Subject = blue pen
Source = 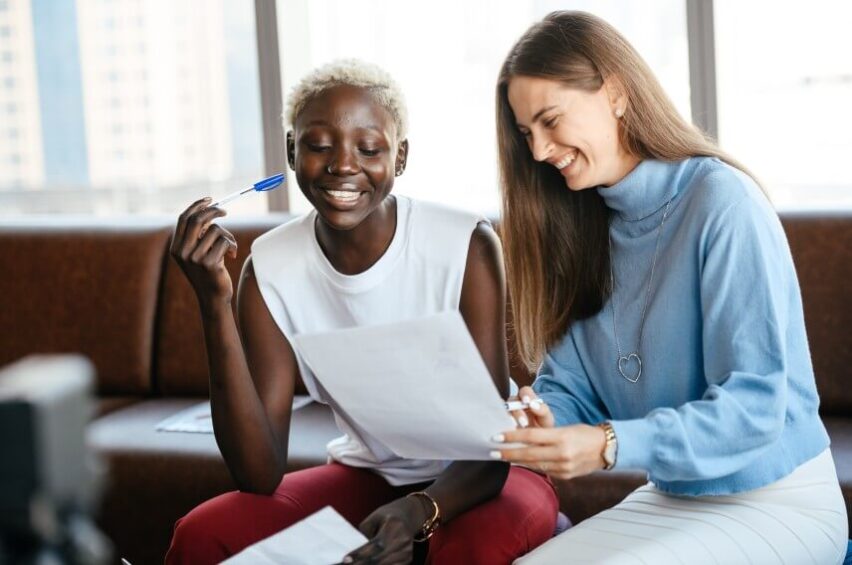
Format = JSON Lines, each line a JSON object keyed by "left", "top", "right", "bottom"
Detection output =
{"left": 210, "top": 173, "right": 285, "bottom": 207}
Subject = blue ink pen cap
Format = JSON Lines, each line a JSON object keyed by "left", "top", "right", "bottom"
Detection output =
{"left": 254, "top": 173, "right": 285, "bottom": 192}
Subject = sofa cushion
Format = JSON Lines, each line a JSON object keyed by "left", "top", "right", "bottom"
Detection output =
{"left": 0, "top": 221, "right": 171, "bottom": 394}
{"left": 87, "top": 398, "right": 339, "bottom": 565}
{"left": 781, "top": 214, "right": 852, "bottom": 415}
{"left": 154, "top": 216, "right": 304, "bottom": 396}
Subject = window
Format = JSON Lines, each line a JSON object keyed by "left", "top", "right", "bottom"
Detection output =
{"left": 278, "top": 0, "right": 690, "bottom": 216}
{"left": 0, "top": 0, "right": 264, "bottom": 216}
{"left": 715, "top": 0, "right": 852, "bottom": 209}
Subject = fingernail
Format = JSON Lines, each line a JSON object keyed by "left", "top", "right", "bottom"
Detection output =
{"left": 343, "top": 557, "right": 353, "bottom": 564}
{"left": 203, "top": 196, "right": 212, "bottom": 201}
{"left": 530, "top": 399, "right": 542, "bottom": 410}
{"left": 521, "top": 395, "right": 531, "bottom": 404}
{"left": 491, "top": 433, "right": 505, "bottom": 442}
{"left": 489, "top": 450, "right": 503, "bottom": 460}
{"left": 519, "top": 415, "right": 529, "bottom": 427}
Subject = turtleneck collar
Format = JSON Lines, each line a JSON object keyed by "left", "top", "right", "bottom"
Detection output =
{"left": 596, "top": 159, "right": 683, "bottom": 221}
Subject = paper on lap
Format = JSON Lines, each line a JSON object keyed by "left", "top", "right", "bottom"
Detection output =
{"left": 293, "top": 310, "right": 517, "bottom": 460}
{"left": 221, "top": 506, "right": 366, "bottom": 565}
{"left": 155, "top": 395, "right": 313, "bottom": 434}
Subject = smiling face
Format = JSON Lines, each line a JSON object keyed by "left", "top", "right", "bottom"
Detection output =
{"left": 507, "top": 75, "right": 637, "bottom": 190}
{"left": 288, "top": 84, "right": 407, "bottom": 231}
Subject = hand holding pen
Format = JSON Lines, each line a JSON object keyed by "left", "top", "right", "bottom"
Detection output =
{"left": 169, "top": 173, "right": 285, "bottom": 309}
{"left": 504, "top": 387, "right": 553, "bottom": 429}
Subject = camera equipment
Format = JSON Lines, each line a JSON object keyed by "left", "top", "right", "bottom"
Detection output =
{"left": 0, "top": 356, "right": 111, "bottom": 565}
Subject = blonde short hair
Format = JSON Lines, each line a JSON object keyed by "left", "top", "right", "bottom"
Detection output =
{"left": 284, "top": 59, "right": 409, "bottom": 139}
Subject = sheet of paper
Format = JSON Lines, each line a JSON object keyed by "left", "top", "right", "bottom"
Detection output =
{"left": 222, "top": 506, "right": 367, "bottom": 565}
{"left": 156, "top": 396, "right": 313, "bottom": 434}
{"left": 293, "top": 310, "right": 517, "bottom": 460}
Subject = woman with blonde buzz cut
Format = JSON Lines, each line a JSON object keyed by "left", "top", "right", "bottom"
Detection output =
{"left": 491, "top": 11, "right": 848, "bottom": 564}
{"left": 165, "top": 58, "right": 558, "bottom": 565}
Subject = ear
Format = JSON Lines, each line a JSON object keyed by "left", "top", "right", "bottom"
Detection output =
{"left": 286, "top": 130, "right": 296, "bottom": 170}
{"left": 394, "top": 139, "right": 409, "bottom": 177}
{"left": 604, "top": 76, "right": 628, "bottom": 118}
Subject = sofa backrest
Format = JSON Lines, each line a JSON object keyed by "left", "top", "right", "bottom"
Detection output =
{"left": 0, "top": 220, "right": 171, "bottom": 394}
{"left": 1, "top": 211, "right": 848, "bottom": 412}
{"left": 782, "top": 213, "right": 852, "bottom": 415}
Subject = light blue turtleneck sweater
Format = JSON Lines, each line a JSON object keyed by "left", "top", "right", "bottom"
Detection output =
{"left": 533, "top": 157, "right": 829, "bottom": 496}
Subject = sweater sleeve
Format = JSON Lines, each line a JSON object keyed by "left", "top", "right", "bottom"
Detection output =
{"left": 611, "top": 193, "right": 792, "bottom": 481}
{"left": 532, "top": 330, "right": 610, "bottom": 426}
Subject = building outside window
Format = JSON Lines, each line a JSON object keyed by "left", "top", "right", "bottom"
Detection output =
{"left": 0, "top": 0, "right": 264, "bottom": 216}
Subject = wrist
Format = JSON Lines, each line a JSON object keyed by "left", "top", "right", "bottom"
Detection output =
{"left": 404, "top": 494, "right": 431, "bottom": 533}
{"left": 405, "top": 491, "right": 441, "bottom": 541}
{"left": 199, "top": 297, "right": 233, "bottom": 319}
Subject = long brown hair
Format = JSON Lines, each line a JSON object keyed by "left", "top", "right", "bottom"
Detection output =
{"left": 498, "top": 11, "right": 755, "bottom": 370}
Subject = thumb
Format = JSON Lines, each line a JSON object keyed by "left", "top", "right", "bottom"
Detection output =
{"left": 358, "top": 512, "right": 384, "bottom": 538}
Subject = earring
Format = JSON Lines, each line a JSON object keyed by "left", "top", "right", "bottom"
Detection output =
{"left": 615, "top": 108, "right": 624, "bottom": 119}
{"left": 395, "top": 168, "right": 403, "bottom": 177}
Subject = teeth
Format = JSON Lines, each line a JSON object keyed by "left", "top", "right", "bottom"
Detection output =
{"left": 326, "top": 190, "right": 360, "bottom": 201}
{"left": 555, "top": 154, "right": 576, "bottom": 170}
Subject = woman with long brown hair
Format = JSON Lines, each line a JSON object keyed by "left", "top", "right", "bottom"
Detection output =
{"left": 491, "top": 11, "right": 848, "bottom": 563}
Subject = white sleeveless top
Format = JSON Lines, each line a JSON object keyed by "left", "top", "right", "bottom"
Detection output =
{"left": 250, "top": 195, "right": 483, "bottom": 485}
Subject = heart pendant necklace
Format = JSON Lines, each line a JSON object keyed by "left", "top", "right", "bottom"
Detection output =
{"left": 609, "top": 199, "right": 672, "bottom": 383}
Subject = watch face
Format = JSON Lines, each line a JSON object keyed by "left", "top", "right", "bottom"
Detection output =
{"left": 604, "top": 444, "right": 616, "bottom": 465}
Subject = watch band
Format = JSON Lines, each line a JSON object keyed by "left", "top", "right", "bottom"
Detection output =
{"left": 598, "top": 421, "right": 617, "bottom": 470}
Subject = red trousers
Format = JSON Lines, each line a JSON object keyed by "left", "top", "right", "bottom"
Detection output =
{"left": 166, "top": 463, "right": 558, "bottom": 564}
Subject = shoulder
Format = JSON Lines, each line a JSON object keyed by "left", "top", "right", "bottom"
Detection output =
{"left": 405, "top": 195, "right": 484, "bottom": 229}
{"left": 251, "top": 213, "right": 313, "bottom": 262}
{"left": 402, "top": 195, "right": 488, "bottom": 261}
{"left": 676, "top": 159, "right": 790, "bottom": 264}
{"left": 466, "top": 221, "right": 502, "bottom": 266}
{"left": 679, "top": 157, "right": 776, "bottom": 231}
{"left": 682, "top": 158, "right": 760, "bottom": 210}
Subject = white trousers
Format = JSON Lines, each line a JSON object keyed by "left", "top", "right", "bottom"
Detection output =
{"left": 516, "top": 449, "right": 848, "bottom": 565}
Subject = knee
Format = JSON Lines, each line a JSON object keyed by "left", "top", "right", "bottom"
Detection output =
{"left": 165, "top": 493, "right": 248, "bottom": 565}
{"left": 166, "top": 515, "right": 213, "bottom": 565}
{"left": 427, "top": 520, "right": 551, "bottom": 565}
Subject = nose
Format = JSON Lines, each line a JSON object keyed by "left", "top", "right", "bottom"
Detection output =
{"left": 529, "top": 131, "right": 553, "bottom": 162}
{"left": 327, "top": 145, "right": 360, "bottom": 176}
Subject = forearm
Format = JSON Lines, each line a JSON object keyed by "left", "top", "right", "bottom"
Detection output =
{"left": 611, "top": 376, "right": 785, "bottom": 481}
{"left": 201, "top": 302, "right": 287, "bottom": 493}
{"left": 423, "top": 461, "right": 510, "bottom": 523}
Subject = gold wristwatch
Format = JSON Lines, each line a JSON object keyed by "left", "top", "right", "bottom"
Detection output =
{"left": 598, "top": 421, "right": 618, "bottom": 470}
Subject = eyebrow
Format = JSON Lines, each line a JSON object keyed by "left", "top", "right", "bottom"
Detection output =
{"left": 517, "top": 105, "right": 558, "bottom": 129}
{"left": 301, "top": 120, "right": 387, "bottom": 135}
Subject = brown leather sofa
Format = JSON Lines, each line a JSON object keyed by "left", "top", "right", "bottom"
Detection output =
{"left": 1, "top": 212, "right": 849, "bottom": 564}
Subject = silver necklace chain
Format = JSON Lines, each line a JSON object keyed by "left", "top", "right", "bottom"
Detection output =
{"left": 608, "top": 199, "right": 672, "bottom": 383}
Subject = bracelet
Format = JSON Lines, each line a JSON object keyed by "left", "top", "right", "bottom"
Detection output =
{"left": 406, "top": 491, "right": 441, "bottom": 541}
